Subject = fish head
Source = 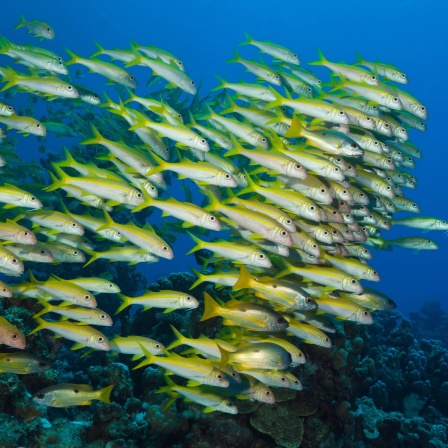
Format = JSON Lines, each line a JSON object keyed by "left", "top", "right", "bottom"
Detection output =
{"left": 208, "top": 368, "right": 230, "bottom": 388}
{"left": 249, "top": 250, "right": 272, "bottom": 268}
{"left": 64, "top": 248, "right": 86, "bottom": 263}
{"left": 33, "top": 247, "right": 54, "bottom": 263}
{"left": 77, "top": 291, "right": 97, "bottom": 308}
{"left": 94, "top": 311, "right": 113, "bottom": 326}
{"left": 23, "top": 194, "right": 43, "bottom": 209}
{"left": 200, "top": 212, "right": 221, "bottom": 231}
{"left": 253, "top": 383, "right": 275, "bottom": 404}
{"left": 181, "top": 78, "right": 197, "bottom": 95}
{"left": 0, "top": 284, "right": 12, "bottom": 298}
{"left": 217, "top": 171, "right": 237, "bottom": 188}
{"left": 6, "top": 255, "right": 24, "bottom": 275}
{"left": 180, "top": 293, "right": 199, "bottom": 310}
{"left": 218, "top": 400, "right": 238, "bottom": 414}
{"left": 6, "top": 330, "right": 26, "bottom": 349}
{"left": 19, "top": 229, "right": 37, "bottom": 245}
{"left": 51, "top": 60, "right": 68, "bottom": 75}
{"left": 64, "top": 220, "right": 84, "bottom": 235}
{"left": 356, "top": 308, "right": 373, "bottom": 325}
{"left": 89, "top": 333, "right": 110, "bottom": 351}
{"left": 41, "top": 26, "right": 55, "bottom": 39}
{"left": 343, "top": 277, "right": 363, "bottom": 294}
{"left": 124, "top": 74, "right": 138, "bottom": 90}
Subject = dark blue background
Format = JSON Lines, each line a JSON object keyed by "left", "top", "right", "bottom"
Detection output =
{"left": 2, "top": 1, "right": 447, "bottom": 316}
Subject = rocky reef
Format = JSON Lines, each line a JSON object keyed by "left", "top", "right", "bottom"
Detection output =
{"left": 0, "top": 272, "right": 447, "bottom": 448}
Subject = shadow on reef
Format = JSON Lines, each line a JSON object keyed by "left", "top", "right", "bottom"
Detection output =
{"left": 1, "top": 272, "right": 448, "bottom": 448}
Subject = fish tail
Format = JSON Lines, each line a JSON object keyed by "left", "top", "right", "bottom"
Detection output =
{"left": 0, "top": 66, "right": 19, "bottom": 92}
{"left": 186, "top": 232, "right": 205, "bottom": 254}
{"left": 33, "top": 298, "right": 53, "bottom": 318}
{"left": 285, "top": 115, "right": 305, "bottom": 138}
{"left": 236, "top": 170, "right": 256, "bottom": 196}
{"left": 145, "top": 150, "right": 166, "bottom": 176}
{"left": 239, "top": 31, "right": 253, "bottom": 46}
{"left": 80, "top": 124, "right": 104, "bottom": 146}
{"left": 28, "top": 316, "right": 46, "bottom": 336}
{"left": 189, "top": 268, "right": 205, "bottom": 289}
{"left": 95, "top": 210, "right": 115, "bottom": 232}
{"left": 65, "top": 48, "right": 81, "bottom": 66}
{"left": 91, "top": 41, "right": 104, "bottom": 58}
{"left": 115, "top": 293, "right": 131, "bottom": 314}
{"left": 203, "top": 189, "right": 221, "bottom": 213}
{"left": 200, "top": 292, "right": 221, "bottom": 322}
{"left": 133, "top": 343, "right": 155, "bottom": 370}
{"left": 14, "top": 14, "right": 26, "bottom": 29}
{"left": 82, "top": 248, "right": 99, "bottom": 267}
{"left": 166, "top": 325, "right": 186, "bottom": 350}
{"left": 226, "top": 49, "right": 241, "bottom": 64}
{"left": 97, "top": 385, "right": 114, "bottom": 404}
{"left": 220, "top": 95, "right": 238, "bottom": 115}
{"left": 263, "top": 87, "right": 285, "bottom": 109}
{"left": 217, "top": 344, "right": 230, "bottom": 368}
{"left": 55, "top": 146, "right": 77, "bottom": 169}
{"left": 43, "top": 164, "right": 71, "bottom": 192}
{"left": 210, "top": 75, "right": 226, "bottom": 92}
{"left": 131, "top": 187, "right": 154, "bottom": 213}
{"left": 123, "top": 88, "right": 136, "bottom": 105}
{"left": 309, "top": 48, "right": 327, "bottom": 66}
{"left": 125, "top": 48, "right": 142, "bottom": 68}
{"left": 355, "top": 52, "right": 364, "bottom": 66}
{"left": 0, "top": 36, "right": 13, "bottom": 54}
{"left": 232, "top": 265, "right": 254, "bottom": 290}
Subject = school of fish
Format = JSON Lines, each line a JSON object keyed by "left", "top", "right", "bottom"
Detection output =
{"left": 0, "top": 18, "right": 445, "bottom": 412}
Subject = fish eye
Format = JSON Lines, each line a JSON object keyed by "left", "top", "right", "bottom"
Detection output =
{"left": 293, "top": 54, "right": 297, "bottom": 58}
{"left": 209, "top": 216, "right": 216, "bottom": 221}
{"left": 332, "top": 230, "right": 338, "bottom": 235}
{"left": 30, "top": 196, "right": 36, "bottom": 201}
{"left": 7, "top": 106, "right": 12, "bottom": 112}
{"left": 310, "top": 206, "right": 315, "bottom": 210}
{"left": 73, "top": 250, "right": 79, "bottom": 255}
{"left": 265, "top": 390, "right": 271, "bottom": 395}
{"left": 178, "top": 61, "right": 183, "bottom": 66}
{"left": 100, "top": 314, "right": 106, "bottom": 319}
{"left": 12, "top": 258, "right": 18, "bottom": 264}
{"left": 336, "top": 158, "right": 342, "bottom": 162}
{"left": 307, "top": 87, "right": 312, "bottom": 92}
{"left": 68, "top": 85, "right": 73, "bottom": 90}
{"left": 366, "top": 117, "right": 371, "bottom": 121}
{"left": 363, "top": 311, "right": 369, "bottom": 316}
{"left": 400, "top": 128, "right": 406, "bottom": 133}
{"left": 338, "top": 111, "right": 344, "bottom": 115}
{"left": 295, "top": 164, "right": 302, "bottom": 170}
{"left": 384, "top": 123, "right": 390, "bottom": 128}
{"left": 373, "top": 270, "right": 378, "bottom": 275}
{"left": 155, "top": 344, "right": 161, "bottom": 348}
{"left": 427, "top": 240, "right": 431, "bottom": 243}
{"left": 162, "top": 246, "right": 168, "bottom": 251}
{"left": 225, "top": 174, "right": 231, "bottom": 179}
{"left": 373, "top": 141, "right": 379, "bottom": 145}
{"left": 186, "top": 296, "right": 191, "bottom": 301}
{"left": 258, "top": 254, "right": 265, "bottom": 259}
{"left": 342, "top": 190, "right": 347, "bottom": 194}
{"left": 317, "top": 80, "right": 322, "bottom": 85}
{"left": 98, "top": 337, "right": 104, "bottom": 342}
{"left": 387, "top": 158, "right": 392, "bottom": 163}
{"left": 217, "top": 374, "right": 223, "bottom": 379}
{"left": 37, "top": 393, "right": 45, "bottom": 399}
{"left": 117, "top": 232, "right": 121, "bottom": 236}
{"left": 275, "top": 75, "right": 279, "bottom": 80}
{"left": 392, "top": 97, "right": 399, "bottom": 102}
{"left": 191, "top": 81, "right": 195, "bottom": 85}
{"left": 306, "top": 297, "right": 313, "bottom": 303}
{"left": 325, "top": 337, "right": 329, "bottom": 342}
{"left": 312, "top": 244, "right": 317, "bottom": 248}
{"left": 12, "top": 333, "right": 18, "bottom": 339}
{"left": 1, "top": 288, "right": 6, "bottom": 292}
{"left": 332, "top": 211, "right": 337, "bottom": 215}
{"left": 130, "top": 76, "right": 135, "bottom": 80}
{"left": 350, "top": 144, "right": 357, "bottom": 149}
{"left": 40, "top": 250, "right": 45, "bottom": 254}
{"left": 400, "top": 73, "right": 406, "bottom": 78}
{"left": 420, "top": 106, "right": 426, "bottom": 111}
{"left": 200, "top": 139, "right": 206, "bottom": 144}
{"left": 231, "top": 372, "right": 238, "bottom": 378}
{"left": 351, "top": 279, "right": 357, "bottom": 284}
{"left": 281, "top": 230, "right": 287, "bottom": 236}
{"left": 371, "top": 76, "right": 377, "bottom": 81}
{"left": 261, "top": 138, "right": 267, "bottom": 142}
{"left": 334, "top": 168, "right": 339, "bottom": 172}
{"left": 84, "top": 295, "right": 90, "bottom": 300}
{"left": 272, "top": 284, "right": 277, "bottom": 289}
{"left": 71, "top": 222, "right": 78, "bottom": 227}
{"left": 46, "top": 28, "right": 51, "bottom": 32}
{"left": 93, "top": 95, "right": 99, "bottom": 99}
{"left": 320, "top": 188, "right": 326, "bottom": 193}
{"left": 24, "top": 231, "right": 29, "bottom": 236}
{"left": 137, "top": 193, "right": 142, "bottom": 198}
{"left": 386, "top": 186, "right": 391, "bottom": 190}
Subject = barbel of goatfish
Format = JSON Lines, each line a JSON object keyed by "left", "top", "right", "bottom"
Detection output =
{"left": 32, "top": 383, "right": 114, "bottom": 407}
{"left": 167, "top": 325, "right": 237, "bottom": 358}
{"left": 310, "top": 49, "right": 379, "bottom": 85}
{"left": 200, "top": 293, "right": 288, "bottom": 332}
{"left": 27, "top": 271, "right": 97, "bottom": 307}
{"left": 187, "top": 232, "right": 272, "bottom": 268}
{"left": 15, "top": 15, "right": 54, "bottom": 39}
{"left": 34, "top": 299, "right": 113, "bottom": 326}
{"left": 315, "top": 296, "right": 373, "bottom": 324}
{"left": 0, "top": 352, "right": 50, "bottom": 374}
{"left": 240, "top": 33, "right": 299, "bottom": 65}
{"left": 115, "top": 290, "right": 199, "bottom": 314}
{"left": 0, "top": 316, "right": 26, "bottom": 349}
{"left": 29, "top": 318, "right": 110, "bottom": 351}
{"left": 127, "top": 53, "right": 195, "bottom": 94}
{"left": 0, "top": 219, "right": 36, "bottom": 244}
{"left": 134, "top": 344, "right": 229, "bottom": 388}
{"left": 158, "top": 378, "right": 238, "bottom": 414}
{"left": 233, "top": 265, "right": 317, "bottom": 310}
{"left": 65, "top": 49, "right": 137, "bottom": 88}
{"left": 45, "top": 165, "right": 144, "bottom": 207}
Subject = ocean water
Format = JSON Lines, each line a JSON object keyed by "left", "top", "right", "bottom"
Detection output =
{"left": 2, "top": 0, "right": 447, "bottom": 316}
{"left": 1, "top": 2, "right": 448, "bottom": 447}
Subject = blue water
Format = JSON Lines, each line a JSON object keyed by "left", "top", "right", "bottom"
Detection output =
{"left": 2, "top": 0, "right": 447, "bottom": 317}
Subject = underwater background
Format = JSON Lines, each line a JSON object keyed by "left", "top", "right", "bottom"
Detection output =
{"left": 0, "top": 1, "right": 447, "bottom": 447}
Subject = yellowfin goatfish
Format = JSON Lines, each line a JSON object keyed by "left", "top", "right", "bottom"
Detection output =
{"left": 0, "top": 353, "right": 50, "bottom": 374}
{"left": 32, "top": 383, "right": 114, "bottom": 407}
{"left": 15, "top": 15, "right": 54, "bottom": 39}
{"left": 0, "top": 316, "right": 26, "bottom": 349}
